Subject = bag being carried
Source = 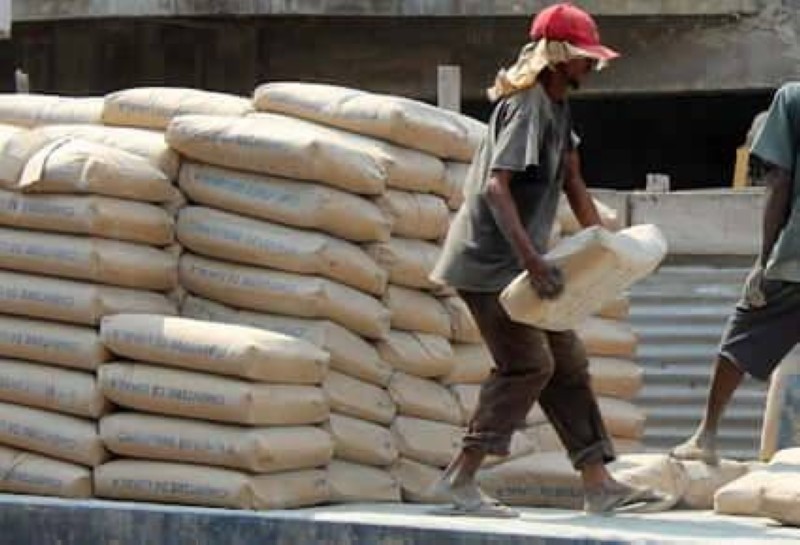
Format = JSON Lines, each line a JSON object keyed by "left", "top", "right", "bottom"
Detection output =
{"left": 500, "top": 225, "right": 667, "bottom": 331}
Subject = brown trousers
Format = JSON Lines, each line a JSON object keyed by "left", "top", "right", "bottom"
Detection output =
{"left": 459, "top": 290, "right": 615, "bottom": 469}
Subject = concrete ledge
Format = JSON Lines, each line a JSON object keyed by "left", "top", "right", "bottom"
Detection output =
{"left": 629, "top": 189, "right": 764, "bottom": 256}
{"left": 0, "top": 495, "right": 796, "bottom": 545}
{"left": 13, "top": 0, "right": 760, "bottom": 21}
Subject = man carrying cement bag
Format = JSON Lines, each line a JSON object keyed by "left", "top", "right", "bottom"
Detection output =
{"left": 672, "top": 83, "right": 800, "bottom": 465}
{"left": 430, "top": 3, "right": 662, "bottom": 518}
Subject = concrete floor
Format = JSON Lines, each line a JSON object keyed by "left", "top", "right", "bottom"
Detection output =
{"left": 0, "top": 494, "right": 798, "bottom": 545}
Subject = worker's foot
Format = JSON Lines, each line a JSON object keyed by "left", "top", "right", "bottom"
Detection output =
{"left": 670, "top": 432, "right": 719, "bottom": 465}
{"left": 429, "top": 477, "right": 519, "bottom": 518}
{"left": 584, "top": 480, "right": 671, "bottom": 515}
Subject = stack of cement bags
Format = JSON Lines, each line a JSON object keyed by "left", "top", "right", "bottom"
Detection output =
{"left": 248, "top": 82, "right": 489, "bottom": 503}
{"left": 165, "top": 96, "right": 424, "bottom": 503}
{"left": 715, "top": 448, "right": 800, "bottom": 526}
{"left": 0, "top": 124, "right": 180, "bottom": 499}
{"left": 95, "top": 314, "right": 332, "bottom": 510}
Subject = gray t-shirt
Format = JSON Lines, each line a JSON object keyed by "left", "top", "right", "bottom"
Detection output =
{"left": 750, "top": 82, "right": 800, "bottom": 283}
{"left": 431, "top": 85, "right": 574, "bottom": 292}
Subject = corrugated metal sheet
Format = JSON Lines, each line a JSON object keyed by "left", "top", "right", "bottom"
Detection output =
{"left": 629, "top": 262, "right": 767, "bottom": 460}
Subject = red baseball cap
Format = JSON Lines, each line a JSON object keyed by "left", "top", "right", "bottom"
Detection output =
{"left": 530, "top": 3, "right": 619, "bottom": 61}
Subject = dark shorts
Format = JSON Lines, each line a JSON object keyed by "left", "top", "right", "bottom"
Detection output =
{"left": 720, "top": 278, "right": 800, "bottom": 381}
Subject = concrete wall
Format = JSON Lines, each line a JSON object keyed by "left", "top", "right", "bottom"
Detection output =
{"left": 594, "top": 189, "right": 764, "bottom": 256}
{"left": 12, "top": 0, "right": 760, "bottom": 20}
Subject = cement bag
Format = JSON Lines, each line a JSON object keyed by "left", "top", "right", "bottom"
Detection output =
{"left": 772, "top": 448, "right": 800, "bottom": 464}
{"left": 17, "top": 138, "right": 176, "bottom": 202}
{"left": 179, "top": 162, "right": 391, "bottom": 243}
{"left": 101, "top": 314, "right": 329, "bottom": 384}
{"left": 376, "top": 330, "right": 455, "bottom": 378}
{"left": 0, "top": 191, "right": 174, "bottom": 245}
{"left": 374, "top": 190, "right": 449, "bottom": 241}
{"left": 0, "top": 228, "right": 178, "bottom": 291}
{"left": 589, "top": 357, "right": 643, "bottom": 400}
{"left": 442, "top": 296, "right": 482, "bottom": 343}
{"left": 714, "top": 469, "right": 790, "bottom": 516}
{"left": 501, "top": 225, "right": 667, "bottom": 331}
{"left": 384, "top": 285, "right": 451, "bottom": 337}
{"left": 761, "top": 478, "right": 800, "bottom": 526}
{"left": 0, "top": 359, "right": 109, "bottom": 418}
{"left": 96, "top": 460, "right": 329, "bottom": 509}
{"left": 99, "top": 363, "right": 328, "bottom": 425}
{"left": 595, "top": 397, "right": 646, "bottom": 440}
{"left": 94, "top": 460, "right": 252, "bottom": 508}
{"left": 558, "top": 195, "right": 622, "bottom": 235}
{"left": 366, "top": 238, "right": 441, "bottom": 290}
{"left": 250, "top": 469, "right": 330, "bottom": 509}
{"left": 598, "top": 296, "right": 630, "bottom": 321}
{"left": 181, "top": 296, "right": 392, "bottom": 386}
{"left": 0, "top": 95, "right": 103, "bottom": 128}
{"left": 760, "top": 347, "right": 800, "bottom": 461}
{"left": 39, "top": 124, "right": 179, "bottom": 180}
{"left": 439, "top": 162, "right": 469, "bottom": 210}
{"left": 327, "top": 460, "right": 401, "bottom": 503}
{"left": 0, "top": 270, "right": 175, "bottom": 326}
{"left": 324, "top": 413, "right": 398, "bottom": 466}
{"left": 167, "top": 113, "right": 440, "bottom": 195}
{"left": 524, "top": 397, "right": 644, "bottom": 439}
{"left": 0, "top": 445, "right": 92, "bottom": 498}
{"left": 100, "top": 413, "right": 332, "bottom": 473}
{"left": 388, "top": 372, "right": 462, "bottom": 425}
{"left": 451, "top": 384, "right": 480, "bottom": 424}
{"left": 577, "top": 318, "right": 638, "bottom": 359}
{"left": 0, "top": 401, "right": 107, "bottom": 467}
{"left": 0, "top": 122, "right": 21, "bottom": 143}
{"left": 177, "top": 206, "right": 387, "bottom": 295}
{"left": 0, "top": 127, "right": 54, "bottom": 186}
{"left": 323, "top": 371, "right": 396, "bottom": 425}
{"left": 440, "top": 344, "right": 493, "bottom": 385}
{"left": 179, "top": 254, "right": 390, "bottom": 339}
{"left": 609, "top": 454, "right": 687, "bottom": 511}
{"left": 391, "top": 416, "right": 461, "bottom": 467}
{"left": 477, "top": 452, "right": 584, "bottom": 509}
{"left": 390, "top": 457, "right": 447, "bottom": 504}
{"left": 245, "top": 112, "right": 445, "bottom": 193}
{"left": 253, "top": 82, "right": 481, "bottom": 161}
{"left": 0, "top": 315, "right": 108, "bottom": 370}
{"left": 103, "top": 87, "right": 253, "bottom": 130}
{"left": 680, "top": 459, "right": 750, "bottom": 510}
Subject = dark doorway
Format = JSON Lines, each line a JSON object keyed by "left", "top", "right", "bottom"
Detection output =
{"left": 465, "top": 91, "right": 774, "bottom": 191}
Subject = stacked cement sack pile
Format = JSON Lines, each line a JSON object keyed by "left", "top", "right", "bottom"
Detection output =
{"left": 0, "top": 105, "right": 182, "bottom": 499}
{"left": 94, "top": 314, "right": 332, "bottom": 509}
{"left": 248, "top": 82, "right": 491, "bottom": 503}
{"left": 164, "top": 84, "right": 430, "bottom": 504}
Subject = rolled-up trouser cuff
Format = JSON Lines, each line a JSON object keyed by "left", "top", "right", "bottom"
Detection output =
{"left": 569, "top": 439, "right": 616, "bottom": 470}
